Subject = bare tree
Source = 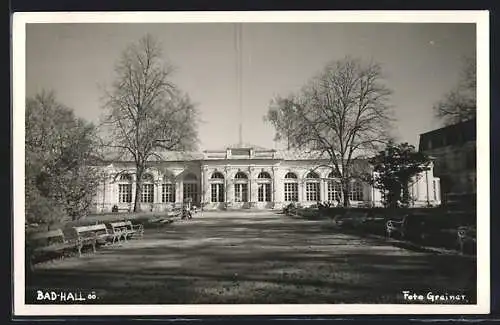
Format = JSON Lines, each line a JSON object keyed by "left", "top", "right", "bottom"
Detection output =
{"left": 101, "top": 34, "right": 198, "bottom": 212}
{"left": 434, "top": 56, "right": 476, "bottom": 126}
{"left": 265, "top": 56, "right": 394, "bottom": 207}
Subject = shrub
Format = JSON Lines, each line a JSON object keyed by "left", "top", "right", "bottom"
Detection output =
{"left": 25, "top": 184, "right": 67, "bottom": 230}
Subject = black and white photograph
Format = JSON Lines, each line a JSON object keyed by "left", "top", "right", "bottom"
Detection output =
{"left": 13, "top": 11, "right": 490, "bottom": 315}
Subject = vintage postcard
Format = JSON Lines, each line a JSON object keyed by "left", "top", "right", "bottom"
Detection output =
{"left": 12, "top": 10, "right": 490, "bottom": 316}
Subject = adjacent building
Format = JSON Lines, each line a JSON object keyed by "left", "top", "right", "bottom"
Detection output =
{"left": 92, "top": 143, "right": 442, "bottom": 212}
{"left": 418, "top": 119, "right": 476, "bottom": 208}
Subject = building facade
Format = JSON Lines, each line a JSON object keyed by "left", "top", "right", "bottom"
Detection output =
{"left": 418, "top": 119, "right": 476, "bottom": 207}
{"left": 92, "top": 144, "right": 441, "bottom": 213}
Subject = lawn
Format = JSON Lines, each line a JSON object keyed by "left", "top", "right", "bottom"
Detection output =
{"left": 25, "top": 211, "right": 477, "bottom": 304}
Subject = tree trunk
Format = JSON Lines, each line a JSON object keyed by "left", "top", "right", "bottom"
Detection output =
{"left": 341, "top": 179, "right": 350, "bottom": 207}
{"left": 134, "top": 166, "right": 144, "bottom": 212}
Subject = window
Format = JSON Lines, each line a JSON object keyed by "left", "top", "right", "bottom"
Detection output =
{"left": 119, "top": 174, "right": 132, "bottom": 182}
{"left": 211, "top": 172, "right": 224, "bottom": 179}
{"left": 327, "top": 181, "right": 342, "bottom": 201}
{"left": 306, "top": 171, "right": 319, "bottom": 179}
{"left": 284, "top": 172, "right": 298, "bottom": 202}
{"left": 234, "top": 171, "right": 248, "bottom": 202}
{"left": 305, "top": 171, "right": 320, "bottom": 201}
{"left": 235, "top": 172, "right": 248, "bottom": 179}
{"left": 119, "top": 184, "right": 132, "bottom": 203}
{"left": 141, "top": 173, "right": 154, "bottom": 203}
{"left": 327, "top": 171, "right": 341, "bottom": 202}
{"left": 118, "top": 173, "right": 132, "bottom": 203}
{"left": 211, "top": 183, "right": 225, "bottom": 202}
{"left": 284, "top": 183, "right": 298, "bottom": 202}
{"left": 306, "top": 182, "right": 320, "bottom": 201}
{"left": 234, "top": 183, "right": 248, "bottom": 202}
{"left": 162, "top": 183, "right": 175, "bottom": 203}
{"left": 210, "top": 171, "right": 225, "bottom": 203}
{"left": 258, "top": 172, "right": 271, "bottom": 179}
{"left": 183, "top": 173, "right": 198, "bottom": 203}
{"left": 258, "top": 183, "right": 271, "bottom": 202}
{"left": 141, "top": 184, "right": 154, "bottom": 203}
{"left": 257, "top": 171, "right": 272, "bottom": 202}
{"left": 183, "top": 183, "right": 198, "bottom": 203}
{"left": 349, "top": 181, "right": 364, "bottom": 201}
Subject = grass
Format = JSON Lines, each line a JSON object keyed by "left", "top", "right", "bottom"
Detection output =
{"left": 293, "top": 207, "right": 476, "bottom": 253}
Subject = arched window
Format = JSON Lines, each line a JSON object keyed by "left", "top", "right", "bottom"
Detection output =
{"left": 118, "top": 173, "right": 132, "bottom": 203}
{"left": 305, "top": 171, "right": 320, "bottom": 202}
{"left": 211, "top": 172, "right": 225, "bottom": 179}
{"left": 284, "top": 171, "right": 298, "bottom": 202}
{"left": 306, "top": 171, "right": 319, "bottom": 179}
{"left": 234, "top": 171, "right": 248, "bottom": 202}
{"left": 257, "top": 172, "right": 272, "bottom": 202}
{"left": 258, "top": 172, "right": 271, "bottom": 179}
{"left": 234, "top": 172, "right": 248, "bottom": 179}
{"left": 210, "top": 171, "right": 225, "bottom": 203}
{"left": 141, "top": 173, "right": 154, "bottom": 203}
{"left": 327, "top": 171, "right": 341, "bottom": 202}
{"left": 119, "top": 173, "right": 133, "bottom": 182}
{"left": 349, "top": 181, "right": 364, "bottom": 201}
{"left": 183, "top": 173, "right": 199, "bottom": 203}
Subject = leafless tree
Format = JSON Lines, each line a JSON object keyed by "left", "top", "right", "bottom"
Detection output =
{"left": 265, "top": 56, "right": 394, "bottom": 207}
{"left": 101, "top": 34, "right": 198, "bottom": 212}
{"left": 434, "top": 56, "right": 476, "bottom": 126}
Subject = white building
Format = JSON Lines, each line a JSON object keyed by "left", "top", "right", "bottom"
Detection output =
{"left": 92, "top": 144, "right": 441, "bottom": 212}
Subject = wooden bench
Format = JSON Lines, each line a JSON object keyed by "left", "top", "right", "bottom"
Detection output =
{"left": 386, "top": 215, "right": 408, "bottom": 238}
{"left": 73, "top": 224, "right": 110, "bottom": 257}
{"left": 109, "top": 220, "right": 144, "bottom": 243}
{"left": 28, "top": 229, "right": 77, "bottom": 264}
{"left": 457, "top": 226, "right": 476, "bottom": 254}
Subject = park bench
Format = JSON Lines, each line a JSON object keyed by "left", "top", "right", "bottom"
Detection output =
{"left": 73, "top": 224, "right": 111, "bottom": 257}
{"left": 385, "top": 214, "right": 409, "bottom": 238}
{"left": 109, "top": 220, "right": 144, "bottom": 243}
{"left": 457, "top": 225, "right": 476, "bottom": 254}
{"left": 111, "top": 204, "right": 131, "bottom": 213}
{"left": 386, "top": 213, "right": 458, "bottom": 245}
{"left": 28, "top": 229, "right": 77, "bottom": 263}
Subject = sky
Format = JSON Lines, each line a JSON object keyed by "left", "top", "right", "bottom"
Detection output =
{"left": 26, "top": 22, "right": 476, "bottom": 151}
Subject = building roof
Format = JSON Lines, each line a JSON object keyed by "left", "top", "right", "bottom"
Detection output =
{"left": 418, "top": 119, "right": 476, "bottom": 151}
{"left": 98, "top": 144, "right": 373, "bottom": 163}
